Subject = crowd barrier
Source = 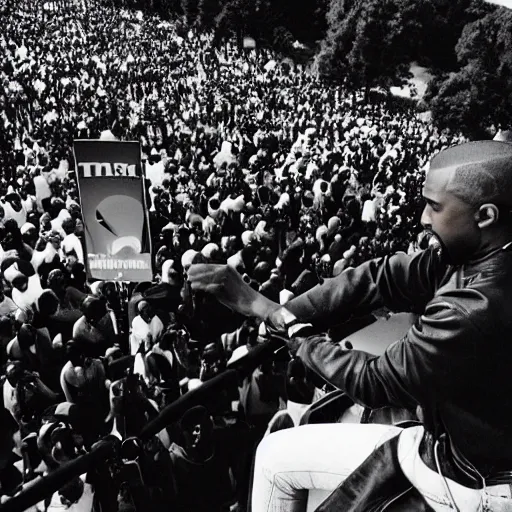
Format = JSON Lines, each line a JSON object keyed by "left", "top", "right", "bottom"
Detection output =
{"left": 0, "top": 334, "right": 287, "bottom": 512}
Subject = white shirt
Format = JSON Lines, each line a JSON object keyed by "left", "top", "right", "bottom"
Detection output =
{"left": 47, "top": 474, "right": 94, "bottom": 512}
{"left": 61, "top": 233, "right": 84, "bottom": 264}
{"left": 3, "top": 379, "right": 18, "bottom": 422}
{"left": 129, "top": 314, "right": 164, "bottom": 355}
{"left": 2, "top": 200, "right": 27, "bottom": 228}
{"left": 11, "top": 275, "right": 44, "bottom": 310}
{"left": 31, "top": 242, "right": 58, "bottom": 273}
{"left": 51, "top": 209, "right": 72, "bottom": 238}
{"left": 33, "top": 174, "right": 52, "bottom": 212}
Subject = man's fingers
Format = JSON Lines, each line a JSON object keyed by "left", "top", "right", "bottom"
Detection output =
{"left": 190, "top": 282, "right": 223, "bottom": 297}
{"left": 187, "top": 264, "right": 226, "bottom": 286}
{"left": 187, "top": 263, "right": 224, "bottom": 279}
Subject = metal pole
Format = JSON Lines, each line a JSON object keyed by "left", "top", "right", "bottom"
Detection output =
{"left": 0, "top": 439, "right": 118, "bottom": 512}
{"left": 0, "top": 335, "right": 287, "bottom": 511}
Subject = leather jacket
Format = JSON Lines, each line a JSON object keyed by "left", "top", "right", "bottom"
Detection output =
{"left": 284, "top": 245, "right": 512, "bottom": 482}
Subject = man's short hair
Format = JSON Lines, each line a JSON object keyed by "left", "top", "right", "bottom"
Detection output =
{"left": 61, "top": 218, "right": 76, "bottom": 235}
{"left": 432, "top": 141, "right": 512, "bottom": 211}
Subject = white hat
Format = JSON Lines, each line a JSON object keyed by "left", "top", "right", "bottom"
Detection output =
{"left": 20, "top": 223, "right": 36, "bottom": 235}
{"left": 181, "top": 249, "right": 198, "bottom": 270}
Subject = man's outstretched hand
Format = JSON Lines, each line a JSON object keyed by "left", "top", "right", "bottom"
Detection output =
{"left": 188, "top": 264, "right": 280, "bottom": 320}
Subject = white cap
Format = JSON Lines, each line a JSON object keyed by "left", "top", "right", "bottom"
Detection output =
{"left": 181, "top": 249, "right": 198, "bottom": 271}
{"left": 20, "top": 223, "right": 36, "bottom": 235}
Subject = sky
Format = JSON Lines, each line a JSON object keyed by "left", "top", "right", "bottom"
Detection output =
{"left": 484, "top": 0, "right": 512, "bottom": 8}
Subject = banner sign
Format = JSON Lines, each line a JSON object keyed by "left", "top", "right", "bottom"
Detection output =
{"left": 73, "top": 140, "right": 152, "bottom": 282}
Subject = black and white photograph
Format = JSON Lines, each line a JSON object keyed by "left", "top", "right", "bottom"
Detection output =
{"left": 0, "top": 0, "right": 512, "bottom": 510}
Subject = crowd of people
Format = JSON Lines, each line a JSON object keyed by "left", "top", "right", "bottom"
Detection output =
{"left": 0, "top": 0, "right": 468, "bottom": 510}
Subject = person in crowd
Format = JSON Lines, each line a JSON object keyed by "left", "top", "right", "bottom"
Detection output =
{"left": 190, "top": 140, "right": 512, "bottom": 511}
{"left": 0, "top": 281, "right": 18, "bottom": 317}
{"left": 60, "top": 217, "right": 84, "bottom": 266}
{"left": 72, "top": 296, "right": 116, "bottom": 357}
{"left": 129, "top": 300, "right": 164, "bottom": 356}
{"left": 0, "top": 1, "right": 481, "bottom": 509}
{"left": 59, "top": 341, "right": 110, "bottom": 445}
{"left": 34, "top": 289, "right": 82, "bottom": 344}
{"left": 168, "top": 405, "right": 236, "bottom": 512}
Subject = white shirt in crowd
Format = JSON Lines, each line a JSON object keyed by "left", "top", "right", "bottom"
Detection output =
{"left": 129, "top": 314, "right": 164, "bottom": 355}
{"left": 33, "top": 174, "right": 52, "bottom": 212}
{"left": 11, "top": 275, "right": 44, "bottom": 311}
{"left": 61, "top": 233, "right": 84, "bottom": 264}
{"left": 51, "top": 209, "right": 72, "bottom": 238}
{"left": 1, "top": 201, "right": 27, "bottom": 228}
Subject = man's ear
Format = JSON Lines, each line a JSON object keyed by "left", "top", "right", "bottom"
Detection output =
{"left": 476, "top": 204, "right": 500, "bottom": 229}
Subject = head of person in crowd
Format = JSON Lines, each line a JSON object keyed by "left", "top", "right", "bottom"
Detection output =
{"left": 17, "top": 322, "right": 39, "bottom": 354}
{"left": 4, "top": 188, "right": 23, "bottom": 213}
{"left": 100, "top": 281, "right": 120, "bottom": 310}
{"left": 3, "top": 258, "right": 35, "bottom": 294}
{"left": 421, "top": 141, "right": 512, "bottom": 265}
{"left": 178, "top": 405, "right": 214, "bottom": 462}
{"left": 80, "top": 296, "right": 107, "bottom": 328}
{"left": 138, "top": 300, "right": 156, "bottom": 324}
{"left": 47, "top": 230, "right": 63, "bottom": 250}
{"left": 240, "top": 317, "right": 260, "bottom": 350}
{"left": 65, "top": 340, "right": 87, "bottom": 381}
{"left": 39, "top": 213, "right": 52, "bottom": 234}
{"left": 199, "top": 341, "right": 227, "bottom": 382}
{"left": 47, "top": 268, "right": 67, "bottom": 298}
{"left": 37, "top": 289, "right": 61, "bottom": 319}
{"left": 74, "top": 218, "right": 84, "bottom": 236}
{"left": 21, "top": 223, "right": 38, "bottom": 248}
{"left": 61, "top": 217, "right": 76, "bottom": 237}
{"left": 1, "top": 219, "right": 22, "bottom": 252}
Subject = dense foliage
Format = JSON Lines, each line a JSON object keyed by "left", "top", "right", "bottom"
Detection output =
{"left": 99, "top": 0, "right": 512, "bottom": 136}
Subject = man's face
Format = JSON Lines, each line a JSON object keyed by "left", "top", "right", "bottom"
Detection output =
{"left": 183, "top": 422, "right": 204, "bottom": 453}
{"left": 75, "top": 219, "right": 84, "bottom": 235}
{"left": 49, "top": 234, "right": 61, "bottom": 250}
{"left": 421, "top": 167, "right": 480, "bottom": 265}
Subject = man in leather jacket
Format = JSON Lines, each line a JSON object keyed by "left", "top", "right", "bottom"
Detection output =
{"left": 189, "top": 141, "right": 512, "bottom": 511}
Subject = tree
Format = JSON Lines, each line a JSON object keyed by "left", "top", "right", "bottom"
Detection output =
{"left": 425, "top": 5, "right": 512, "bottom": 136}
{"left": 316, "top": 0, "right": 427, "bottom": 92}
{"left": 213, "top": 0, "right": 274, "bottom": 47}
{"left": 414, "top": 0, "right": 492, "bottom": 72}
{"left": 197, "top": 0, "right": 221, "bottom": 29}
{"left": 181, "top": 0, "right": 199, "bottom": 25}
{"left": 269, "top": 0, "right": 328, "bottom": 44}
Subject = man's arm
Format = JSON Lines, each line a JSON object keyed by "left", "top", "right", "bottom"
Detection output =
{"left": 296, "top": 292, "right": 483, "bottom": 409}
{"left": 282, "top": 248, "right": 448, "bottom": 327}
{"left": 188, "top": 248, "right": 447, "bottom": 329}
